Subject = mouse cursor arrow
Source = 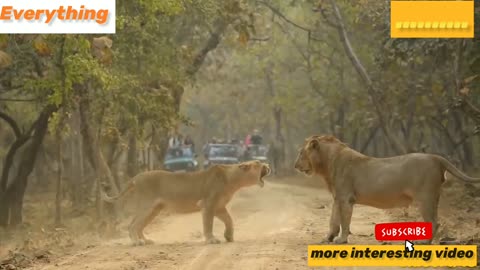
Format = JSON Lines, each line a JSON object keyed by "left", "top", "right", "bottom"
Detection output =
{"left": 405, "top": 240, "right": 414, "bottom": 252}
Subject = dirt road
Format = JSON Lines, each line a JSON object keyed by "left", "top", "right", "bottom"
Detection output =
{"left": 25, "top": 180, "right": 455, "bottom": 270}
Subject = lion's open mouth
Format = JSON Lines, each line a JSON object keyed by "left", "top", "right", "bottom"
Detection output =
{"left": 258, "top": 165, "right": 271, "bottom": 187}
{"left": 261, "top": 165, "right": 271, "bottom": 178}
{"left": 299, "top": 169, "right": 312, "bottom": 175}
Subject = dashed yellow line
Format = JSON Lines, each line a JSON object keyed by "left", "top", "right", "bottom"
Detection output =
{"left": 395, "top": 21, "right": 469, "bottom": 29}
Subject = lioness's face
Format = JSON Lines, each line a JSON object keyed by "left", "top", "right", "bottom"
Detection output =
{"left": 238, "top": 160, "right": 271, "bottom": 187}
{"left": 294, "top": 138, "right": 321, "bottom": 176}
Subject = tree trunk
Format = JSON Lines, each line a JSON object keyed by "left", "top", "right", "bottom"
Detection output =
{"left": 148, "top": 125, "right": 158, "bottom": 169}
{"left": 126, "top": 133, "right": 138, "bottom": 177}
{"left": 403, "top": 73, "right": 417, "bottom": 152}
{"left": 452, "top": 40, "right": 475, "bottom": 169}
{"left": 54, "top": 36, "right": 66, "bottom": 226}
{"left": 328, "top": 0, "right": 407, "bottom": 155}
{"left": 351, "top": 129, "right": 359, "bottom": 150}
{"left": 335, "top": 65, "right": 347, "bottom": 141}
{"left": 54, "top": 130, "right": 64, "bottom": 226}
{"left": 1, "top": 105, "right": 57, "bottom": 227}
{"left": 149, "top": 16, "right": 230, "bottom": 172}
{"left": 71, "top": 127, "right": 84, "bottom": 209}
{"left": 0, "top": 128, "right": 31, "bottom": 192}
{"left": 71, "top": 107, "right": 86, "bottom": 209}
{"left": 361, "top": 124, "right": 380, "bottom": 154}
{"left": 372, "top": 132, "right": 379, "bottom": 157}
{"left": 54, "top": 109, "right": 67, "bottom": 226}
{"left": 77, "top": 83, "right": 119, "bottom": 224}
{"left": 265, "top": 63, "right": 286, "bottom": 174}
{"left": 0, "top": 111, "right": 31, "bottom": 226}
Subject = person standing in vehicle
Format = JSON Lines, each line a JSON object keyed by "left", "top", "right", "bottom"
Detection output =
{"left": 184, "top": 134, "right": 195, "bottom": 153}
{"left": 168, "top": 132, "right": 181, "bottom": 148}
{"left": 251, "top": 129, "right": 263, "bottom": 145}
{"left": 203, "top": 137, "right": 217, "bottom": 159}
{"left": 244, "top": 134, "right": 251, "bottom": 147}
{"left": 238, "top": 140, "right": 246, "bottom": 160}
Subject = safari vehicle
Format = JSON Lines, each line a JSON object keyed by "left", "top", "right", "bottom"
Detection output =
{"left": 203, "top": 143, "right": 240, "bottom": 168}
{"left": 163, "top": 146, "right": 199, "bottom": 172}
{"left": 242, "top": 144, "right": 270, "bottom": 163}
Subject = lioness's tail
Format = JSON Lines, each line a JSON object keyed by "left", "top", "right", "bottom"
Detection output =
{"left": 101, "top": 180, "right": 136, "bottom": 203}
{"left": 434, "top": 155, "right": 480, "bottom": 183}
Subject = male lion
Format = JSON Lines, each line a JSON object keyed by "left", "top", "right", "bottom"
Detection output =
{"left": 294, "top": 135, "right": 480, "bottom": 244}
{"left": 101, "top": 160, "right": 271, "bottom": 246}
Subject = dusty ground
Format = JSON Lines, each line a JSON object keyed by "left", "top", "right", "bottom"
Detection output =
{"left": 1, "top": 176, "right": 480, "bottom": 270}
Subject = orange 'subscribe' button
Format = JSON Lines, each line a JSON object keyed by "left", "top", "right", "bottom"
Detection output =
{"left": 375, "top": 222, "right": 432, "bottom": 241}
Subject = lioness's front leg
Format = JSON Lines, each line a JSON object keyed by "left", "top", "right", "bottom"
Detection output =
{"left": 215, "top": 207, "right": 234, "bottom": 242}
{"left": 202, "top": 197, "right": 221, "bottom": 244}
{"left": 334, "top": 196, "right": 354, "bottom": 244}
{"left": 324, "top": 201, "right": 341, "bottom": 243}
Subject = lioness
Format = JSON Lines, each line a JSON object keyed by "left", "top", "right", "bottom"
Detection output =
{"left": 294, "top": 135, "right": 480, "bottom": 244}
{"left": 101, "top": 160, "right": 271, "bottom": 246}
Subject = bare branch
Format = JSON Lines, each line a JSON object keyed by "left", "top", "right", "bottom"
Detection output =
{"left": 452, "top": 131, "right": 476, "bottom": 150}
{"left": 310, "top": 35, "right": 328, "bottom": 42}
{"left": 0, "top": 97, "right": 38, "bottom": 102}
{"left": 0, "top": 111, "right": 21, "bottom": 138}
{"left": 328, "top": 0, "right": 372, "bottom": 87}
{"left": 187, "top": 18, "right": 228, "bottom": 77}
{"left": 315, "top": 7, "right": 338, "bottom": 28}
{"left": 327, "top": 0, "right": 407, "bottom": 154}
{"left": 274, "top": 21, "right": 326, "bottom": 97}
{"left": 457, "top": 98, "right": 480, "bottom": 124}
{"left": 255, "top": 1, "right": 328, "bottom": 43}
{"left": 249, "top": 36, "right": 271, "bottom": 42}
{"left": 0, "top": 85, "right": 24, "bottom": 94}
{"left": 274, "top": 21, "right": 308, "bottom": 60}
{"left": 256, "top": 1, "right": 313, "bottom": 32}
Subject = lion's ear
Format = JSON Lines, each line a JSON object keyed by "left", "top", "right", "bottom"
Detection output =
{"left": 308, "top": 139, "right": 319, "bottom": 149}
{"left": 239, "top": 164, "right": 251, "bottom": 171}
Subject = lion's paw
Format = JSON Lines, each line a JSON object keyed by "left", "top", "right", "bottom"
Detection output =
{"left": 333, "top": 237, "right": 348, "bottom": 244}
{"left": 224, "top": 232, "right": 234, "bottom": 242}
{"left": 205, "top": 237, "right": 221, "bottom": 244}
{"left": 132, "top": 239, "right": 146, "bottom": 246}
{"left": 225, "top": 236, "right": 234, "bottom": 242}
{"left": 318, "top": 238, "right": 333, "bottom": 244}
{"left": 318, "top": 235, "right": 335, "bottom": 244}
{"left": 144, "top": 239, "right": 155, "bottom": 245}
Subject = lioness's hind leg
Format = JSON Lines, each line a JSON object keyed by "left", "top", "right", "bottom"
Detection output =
{"left": 128, "top": 215, "right": 143, "bottom": 246}
{"left": 134, "top": 200, "right": 165, "bottom": 245}
{"left": 215, "top": 208, "right": 234, "bottom": 242}
{"left": 417, "top": 191, "right": 440, "bottom": 244}
{"left": 202, "top": 199, "right": 221, "bottom": 244}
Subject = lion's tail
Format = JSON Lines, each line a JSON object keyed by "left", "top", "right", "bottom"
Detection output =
{"left": 101, "top": 179, "right": 136, "bottom": 203}
{"left": 434, "top": 155, "right": 480, "bottom": 183}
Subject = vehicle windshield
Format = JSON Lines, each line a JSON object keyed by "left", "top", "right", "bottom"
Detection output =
{"left": 247, "top": 145, "right": 268, "bottom": 156}
{"left": 208, "top": 145, "right": 238, "bottom": 158}
{"left": 165, "top": 147, "right": 193, "bottom": 160}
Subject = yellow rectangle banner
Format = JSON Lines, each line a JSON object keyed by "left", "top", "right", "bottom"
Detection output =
{"left": 390, "top": 0, "right": 474, "bottom": 38}
{"left": 307, "top": 245, "right": 478, "bottom": 267}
